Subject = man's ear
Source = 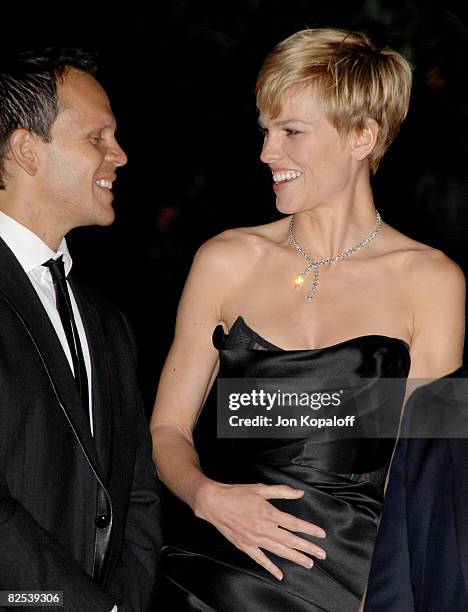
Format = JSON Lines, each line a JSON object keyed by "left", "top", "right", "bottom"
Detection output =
{"left": 9, "top": 129, "right": 41, "bottom": 177}
{"left": 350, "top": 118, "right": 380, "bottom": 162}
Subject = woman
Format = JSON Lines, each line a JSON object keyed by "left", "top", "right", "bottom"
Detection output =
{"left": 151, "top": 29, "right": 465, "bottom": 611}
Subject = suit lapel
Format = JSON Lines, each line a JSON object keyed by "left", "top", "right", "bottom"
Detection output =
{"left": 0, "top": 238, "right": 101, "bottom": 472}
{"left": 69, "top": 278, "right": 113, "bottom": 480}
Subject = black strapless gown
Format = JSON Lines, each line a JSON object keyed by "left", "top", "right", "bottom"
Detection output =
{"left": 161, "top": 316, "right": 411, "bottom": 612}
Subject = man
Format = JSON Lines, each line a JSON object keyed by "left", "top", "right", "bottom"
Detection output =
{"left": 0, "top": 49, "right": 162, "bottom": 611}
{"left": 364, "top": 369, "right": 468, "bottom": 611}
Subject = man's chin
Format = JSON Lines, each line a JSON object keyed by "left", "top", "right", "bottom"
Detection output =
{"left": 100, "top": 210, "right": 116, "bottom": 226}
{"left": 77, "top": 211, "right": 116, "bottom": 229}
{"left": 95, "top": 202, "right": 117, "bottom": 226}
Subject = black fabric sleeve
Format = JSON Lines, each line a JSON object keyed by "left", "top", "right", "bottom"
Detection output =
{"left": 105, "top": 312, "right": 163, "bottom": 612}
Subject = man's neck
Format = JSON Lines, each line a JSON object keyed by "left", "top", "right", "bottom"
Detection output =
{"left": 0, "top": 201, "right": 65, "bottom": 252}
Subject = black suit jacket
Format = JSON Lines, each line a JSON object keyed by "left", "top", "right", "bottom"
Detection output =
{"left": 0, "top": 238, "right": 162, "bottom": 611}
{"left": 365, "top": 369, "right": 468, "bottom": 611}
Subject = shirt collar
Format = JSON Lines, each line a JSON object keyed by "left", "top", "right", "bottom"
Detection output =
{"left": 0, "top": 210, "right": 73, "bottom": 276}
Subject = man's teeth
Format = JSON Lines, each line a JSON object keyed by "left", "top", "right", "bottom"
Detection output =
{"left": 96, "top": 179, "right": 112, "bottom": 189}
{"left": 272, "top": 170, "right": 302, "bottom": 183}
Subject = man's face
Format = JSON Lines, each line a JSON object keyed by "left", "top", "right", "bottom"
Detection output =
{"left": 37, "top": 68, "right": 127, "bottom": 231}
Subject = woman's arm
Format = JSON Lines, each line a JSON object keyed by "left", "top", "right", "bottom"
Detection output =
{"left": 150, "top": 236, "right": 233, "bottom": 507}
{"left": 407, "top": 251, "right": 465, "bottom": 378}
{"left": 150, "top": 235, "right": 326, "bottom": 580}
{"left": 360, "top": 251, "right": 465, "bottom": 610}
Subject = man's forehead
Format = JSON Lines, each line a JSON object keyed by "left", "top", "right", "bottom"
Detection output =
{"left": 58, "top": 67, "right": 100, "bottom": 92}
{"left": 57, "top": 68, "right": 116, "bottom": 129}
{"left": 58, "top": 106, "right": 117, "bottom": 132}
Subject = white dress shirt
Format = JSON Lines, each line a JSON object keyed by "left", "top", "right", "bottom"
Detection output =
{"left": 0, "top": 212, "right": 117, "bottom": 610}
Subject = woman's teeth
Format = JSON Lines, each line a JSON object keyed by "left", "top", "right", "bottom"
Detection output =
{"left": 272, "top": 170, "right": 302, "bottom": 184}
{"left": 96, "top": 179, "right": 112, "bottom": 189}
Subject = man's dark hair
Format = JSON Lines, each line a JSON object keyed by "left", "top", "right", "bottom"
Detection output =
{"left": 0, "top": 48, "right": 98, "bottom": 190}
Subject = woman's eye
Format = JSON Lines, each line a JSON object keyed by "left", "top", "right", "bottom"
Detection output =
{"left": 285, "top": 128, "right": 301, "bottom": 136}
{"left": 257, "top": 126, "right": 268, "bottom": 137}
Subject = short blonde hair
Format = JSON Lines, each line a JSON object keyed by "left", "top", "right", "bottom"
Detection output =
{"left": 256, "top": 28, "right": 412, "bottom": 173}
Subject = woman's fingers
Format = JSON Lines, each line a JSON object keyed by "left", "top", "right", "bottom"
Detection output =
{"left": 256, "top": 485, "right": 327, "bottom": 538}
{"left": 274, "top": 508, "right": 326, "bottom": 539}
{"left": 259, "top": 539, "right": 315, "bottom": 570}
{"left": 256, "top": 484, "right": 304, "bottom": 500}
{"left": 274, "top": 528, "right": 326, "bottom": 560}
{"left": 204, "top": 482, "right": 328, "bottom": 575}
{"left": 246, "top": 547, "right": 284, "bottom": 581}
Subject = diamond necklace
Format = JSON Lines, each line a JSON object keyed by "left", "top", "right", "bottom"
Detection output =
{"left": 288, "top": 211, "right": 382, "bottom": 300}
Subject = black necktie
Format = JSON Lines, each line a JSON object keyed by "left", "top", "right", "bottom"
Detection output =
{"left": 43, "top": 256, "right": 89, "bottom": 420}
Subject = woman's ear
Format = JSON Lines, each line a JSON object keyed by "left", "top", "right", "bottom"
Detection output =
{"left": 350, "top": 118, "right": 380, "bottom": 162}
{"left": 9, "top": 128, "right": 40, "bottom": 177}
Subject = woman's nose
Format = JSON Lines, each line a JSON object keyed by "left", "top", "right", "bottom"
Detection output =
{"left": 260, "top": 134, "right": 280, "bottom": 165}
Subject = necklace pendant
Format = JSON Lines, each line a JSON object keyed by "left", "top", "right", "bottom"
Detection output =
{"left": 306, "top": 265, "right": 319, "bottom": 300}
{"left": 288, "top": 211, "right": 382, "bottom": 302}
{"left": 295, "top": 273, "right": 306, "bottom": 288}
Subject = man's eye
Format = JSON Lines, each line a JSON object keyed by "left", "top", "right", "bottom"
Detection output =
{"left": 285, "top": 128, "right": 301, "bottom": 136}
{"left": 90, "top": 136, "right": 103, "bottom": 143}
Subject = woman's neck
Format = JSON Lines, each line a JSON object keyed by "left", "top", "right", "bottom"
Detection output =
{"left": 291, "top": 187, "right": 378, "bottom": 261}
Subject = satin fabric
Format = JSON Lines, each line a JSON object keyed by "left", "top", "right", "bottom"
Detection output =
{"left": 162, "top": 316, "right": 410, "bottom": 612}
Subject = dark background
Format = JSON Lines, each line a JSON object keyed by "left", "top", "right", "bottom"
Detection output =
{"left": 3, "top": 0, "right": 468, "bottom": 408}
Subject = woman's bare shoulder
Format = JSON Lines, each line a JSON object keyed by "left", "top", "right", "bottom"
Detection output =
{"left": 194, "top": 218, "right": 289, "bottom": 269}
{"left": 382, "top": 224, "right": 465, "bottom": 294}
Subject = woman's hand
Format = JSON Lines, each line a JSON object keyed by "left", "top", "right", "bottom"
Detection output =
{"left": 194, "top": 481, "right": 327, "bottom": 580}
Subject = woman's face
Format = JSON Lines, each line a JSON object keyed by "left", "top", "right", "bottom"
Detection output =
{"left": 259, "top": 87, "right": 354, "bottom": 214}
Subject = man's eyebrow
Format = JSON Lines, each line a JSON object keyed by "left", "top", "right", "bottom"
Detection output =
{"left": 87, "top": 120, "right": 117, "bottom": 131}
{"left": 100, "top": 116, "right": 118, "bottom": 129}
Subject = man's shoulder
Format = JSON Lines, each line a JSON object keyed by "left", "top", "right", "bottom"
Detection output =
{"left": 70, "top": 275, "right": 134, "bottom": 341}
{"left": 70, "top": 275, "right": 121, "bottom": 313}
